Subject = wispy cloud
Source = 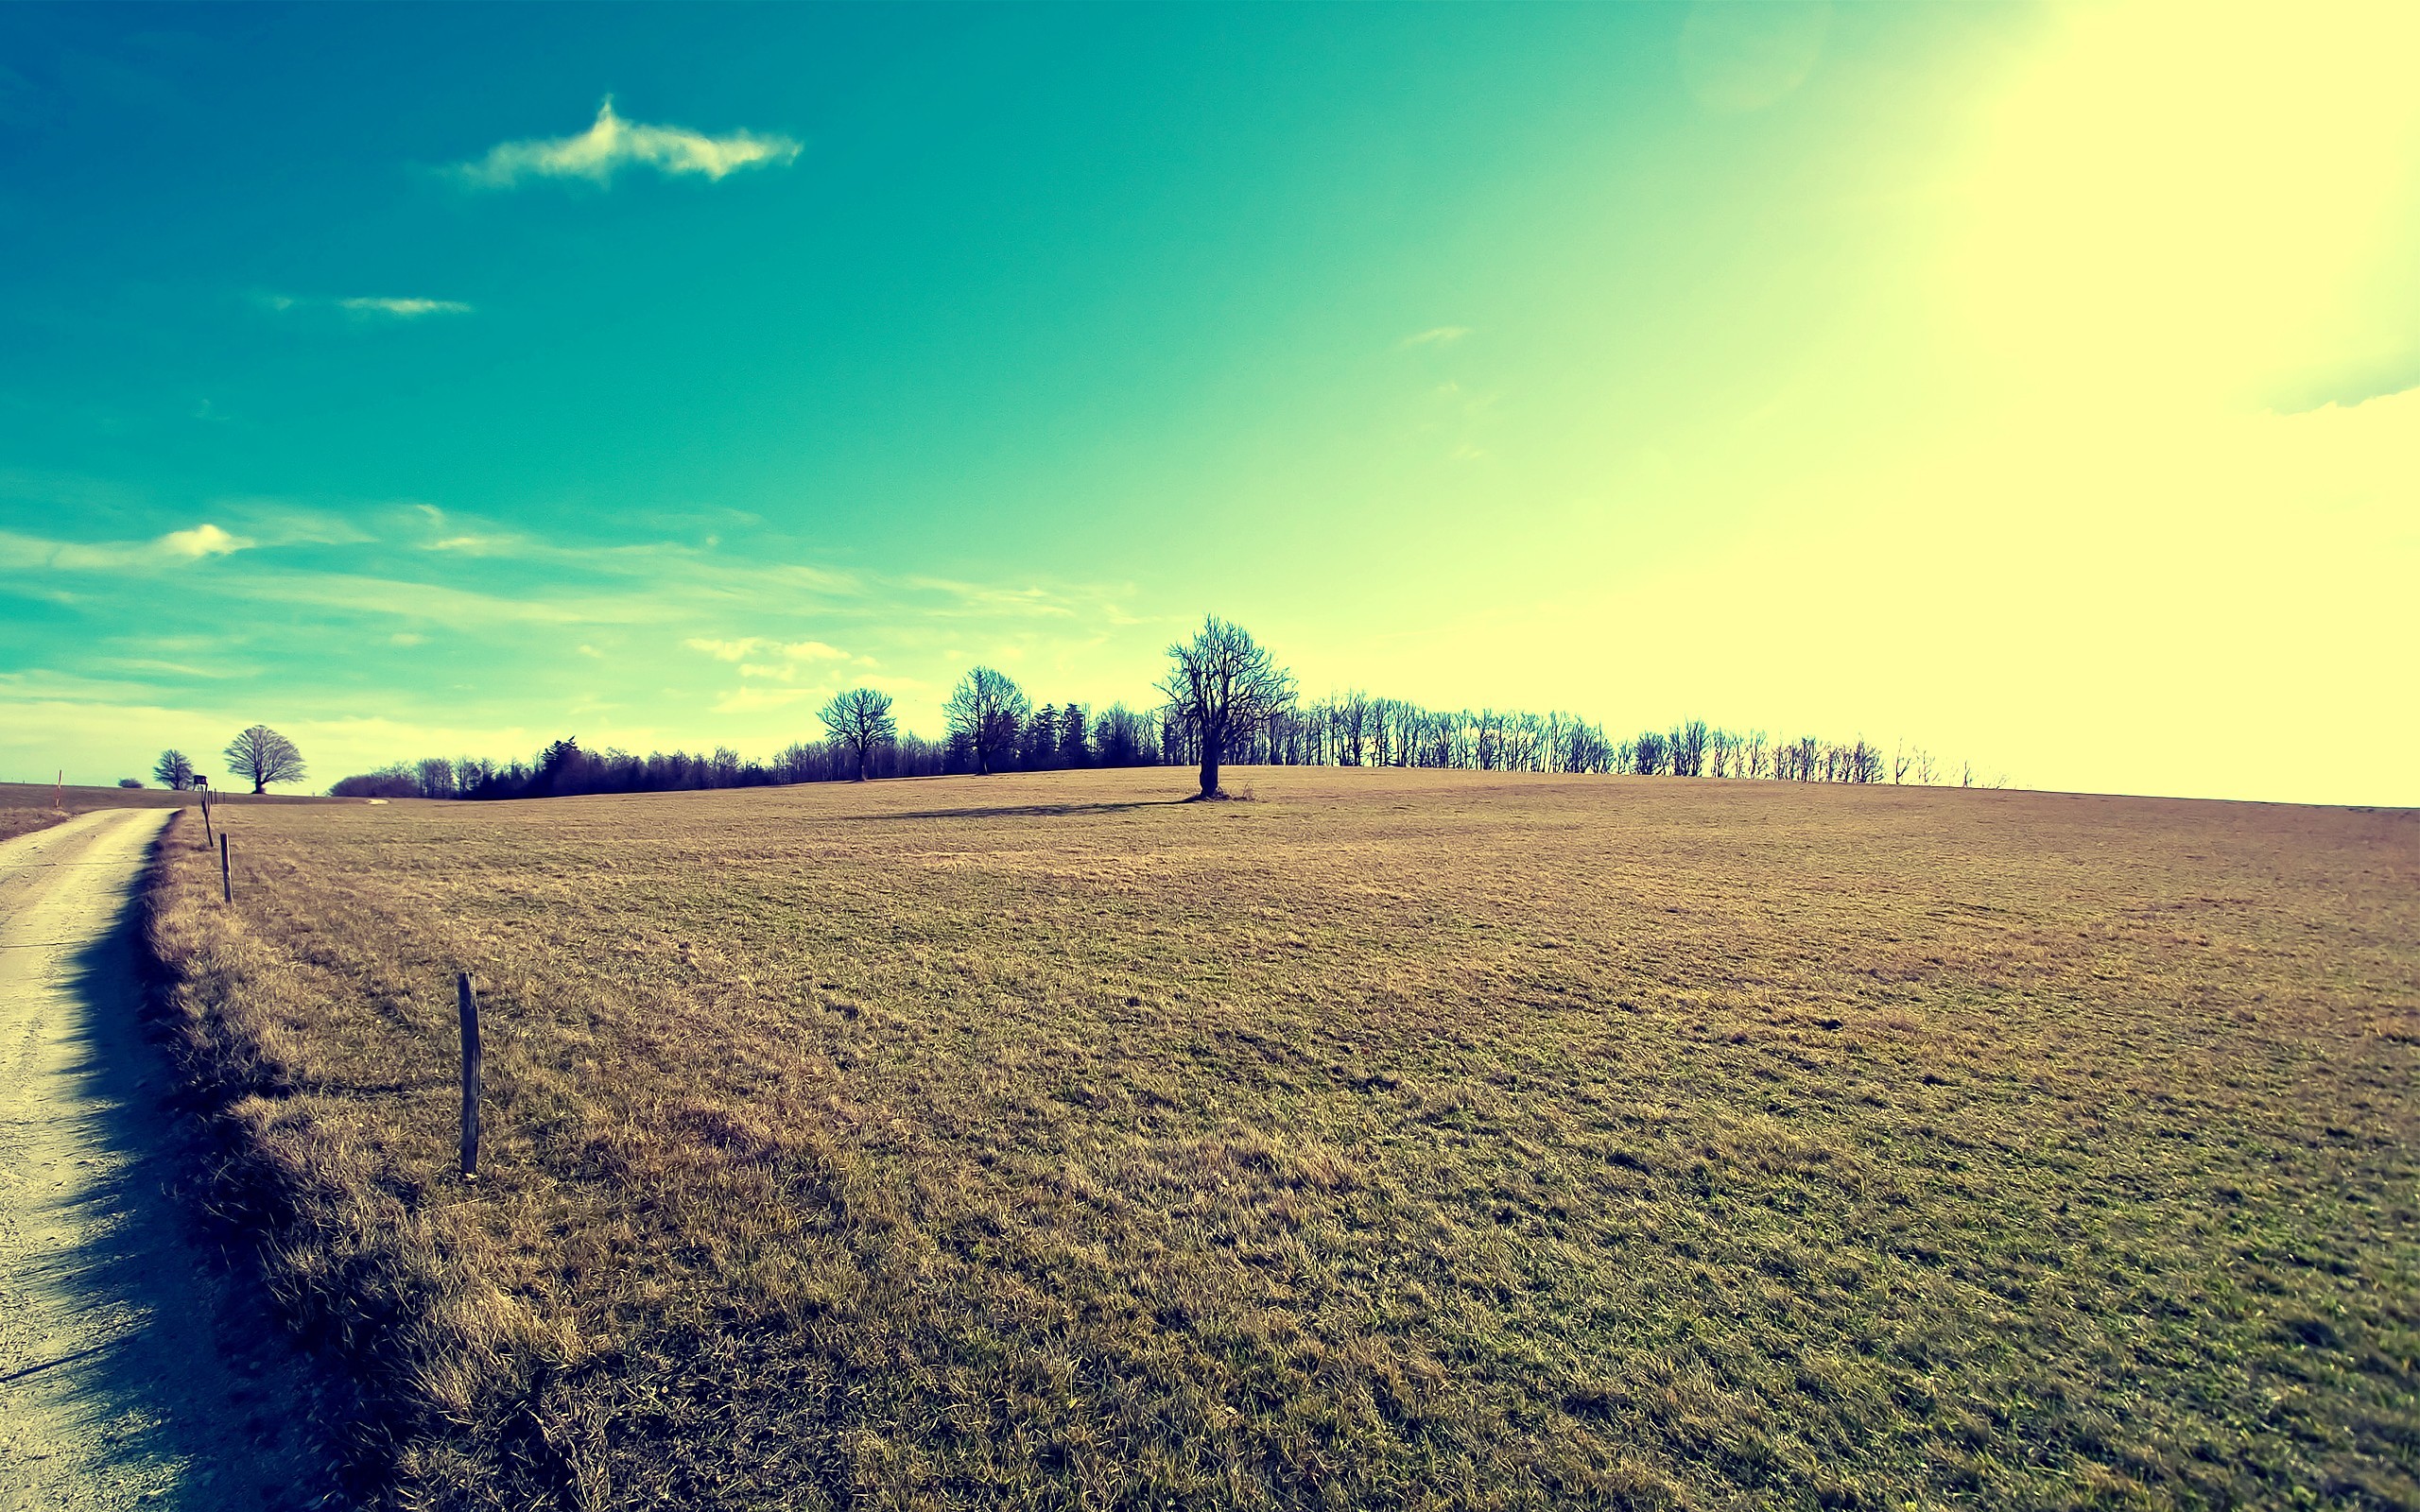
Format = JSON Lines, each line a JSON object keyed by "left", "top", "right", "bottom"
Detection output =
{"left": 337, "top": 297, "right": 473, "bottom": 319}
{"left": 898, "top": 578, "right": 1077, "bottom": 619}
{"left": 458, "top": 98, "right": 802, "bottom": 188}
{"left": 1399, "top": 326, "right": 1473, "bottom": 349}
{"left": 0, "top": 523, "right": 253, "bottom": 571}
{"left": 713, "top": 686, "right": 816, "bottom": 713}
{"left": 686, "top": 636, "right": 853, "bottom": 664}
{"left": 260, "top": 293, "right": 474, "bottom": 321}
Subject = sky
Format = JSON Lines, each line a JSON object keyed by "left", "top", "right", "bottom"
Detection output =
{"left": 2, "top": 2, "right": 2414, "bottom": 806}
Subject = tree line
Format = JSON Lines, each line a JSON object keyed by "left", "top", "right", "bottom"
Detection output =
{"left": 322, "top": 617, "right": 2002, "bottom": 800}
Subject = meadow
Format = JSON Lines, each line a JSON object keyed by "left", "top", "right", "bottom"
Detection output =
{"left": 0, "top": 779, "right": 192, "bottom": 842}
{"left": 0, "top": 779, "right": 342, "bottom": 843}
{"left": 144, "top": 767, "right": 2418, "bottom": 1509}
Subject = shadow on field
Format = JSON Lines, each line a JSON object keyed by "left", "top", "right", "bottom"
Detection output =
{"left": 0, "top": 827, "right": 334, "bottom": 1510}
{"left": 835, "top": 799, "right": 1192, "bottom": 822}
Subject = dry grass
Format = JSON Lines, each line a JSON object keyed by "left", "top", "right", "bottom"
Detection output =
{"left": 144, "top": 768, "right": 2419, "bottom": 1509}
{"left": 0, "top": 779, "right": 190, "bottom": 842}
{"left": 0, "top": 780, "right": 340, "bottom": 844}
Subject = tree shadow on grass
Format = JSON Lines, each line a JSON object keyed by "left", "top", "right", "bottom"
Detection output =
{"left": 830, "top": 799, "right": 1194, "bottom": 822}
{"left": 0, "top": 824, "right": 340, "bottom": 1510}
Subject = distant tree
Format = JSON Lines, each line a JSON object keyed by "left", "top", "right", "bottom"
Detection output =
{"left": 1093, "top": 703, "right": 1145, "bottom": 766}
{"left": 1670, "top": 720, "right": 1709, "bottom": 778}
{"left": 1474, "top": 710, "right": 1505, "bottom": 770}
{"left": 818, "top": 687, "right": 897, "bottom": 782}
{"left": 1561, "top": 718, "right": 1613, "bottom": 774}
{"left": 1157, "top": 616, "right": 1295, "bottom": 799}
{"left": 117, "top": 778, "right": 143, "bottom": 788}
{"left": 1848, "top": 739, "right": 1885, "bottom": 784}
{"left": 531, "top": 737, "right": 589, "bottom": 797}
{"left": 1020, "top": 703, "right": 1061, "bottom": 770}
{"left": 330, "top": 766, "right": 420, "bottom": 799}
{"left": 1057, "top": 703, "right": 1090, "bottom": 768}
{"left": 152, "top": 749, "right": 195, "bottom": 789}
{"left": 1630, "top": 730, "right": 1667, "bottom": 776}
{"left": 1337, "top": 689, "right": 1372, "bottom": 765}
{"left": 774, "top": 741, "right": 825, "bottom": 783}
{"left": 224, "top": 725, "right": 306, "bottom": 794}
{"left": 416, "top": 757, "right": 457, "bottom": 799}
{"left": 945, "top": 666, "right": 1029, "bottom": 776}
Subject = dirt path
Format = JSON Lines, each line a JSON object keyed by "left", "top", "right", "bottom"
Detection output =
{"left": 0, "top": 811, "right": 332, "bottom": 1511}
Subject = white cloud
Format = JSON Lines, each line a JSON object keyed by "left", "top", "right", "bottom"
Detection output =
{"left": 337, "top": 297, "right": 474, "bottom": 318}
{"left": 458, "top": 98, "right": 802, "bottom": 188}
{"left": 1399, "top": 326, "right": 1472, "bottom": 349}
{"left": 259, "top": 293, "right": 474, "bottom": 320}
{"left": 687, "top": 636, "right": 853, "bottom": 665}
{"left": 155, "top": 523, "right": 251, "bottom": 558}
{"left": 0, "top": 524, "right": 254, "bottom": 570}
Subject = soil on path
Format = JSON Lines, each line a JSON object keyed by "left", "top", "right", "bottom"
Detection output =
{"left": 0, "top": 811, "right": 333, "bottom": 1512}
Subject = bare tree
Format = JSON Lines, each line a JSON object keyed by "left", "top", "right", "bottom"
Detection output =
{"left": 223, "top": 725, "right": 305, "bottom": 794}
{"left": 1670, "top": 720, "right": 1709, "bottom": 778}
{"left": 416, "top": 757, "right": 457, "bottom": 799}
{"left": 944, "top": 666, "right": 1029, "bottom": 776}
{"left": 1335, "top": 689, "right": 1372, "bottom": 766}
{"left": 1157, "top": 616, "right": 1294, "bottom": 799}
{"left": 818, "top": 687, "right": 897, "bottom": 782}
{"left": 152, "top": 749, "right": 195, "bottom": 790}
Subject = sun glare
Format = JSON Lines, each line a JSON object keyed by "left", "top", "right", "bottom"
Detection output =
{"left": 1953, "top": 2, "right": 2420, "bottom": 412}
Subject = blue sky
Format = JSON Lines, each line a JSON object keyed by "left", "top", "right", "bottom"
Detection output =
{"left": 4, "top": 3, "right": 2414, "bottom": 804}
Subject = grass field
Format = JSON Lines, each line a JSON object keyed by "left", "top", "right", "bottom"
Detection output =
{"left": 0, "top": 780, "right": 343, "bottom": 844}
{"left": 0, "top": 779, "right": 202, "bottom": 843}
{"left": 145, "top": 768, "right": 2418, "bottom": 1509}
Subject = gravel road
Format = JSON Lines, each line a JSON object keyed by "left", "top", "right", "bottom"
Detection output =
{"left": 0, "top": 811, "right": 331, "bottom": 1511}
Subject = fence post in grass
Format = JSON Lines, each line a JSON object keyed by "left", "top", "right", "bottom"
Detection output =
{"left": 219, "top": 833, "right": 232, "bottom": 903}
{"left": 200, "top": 784, "right": 213, "bottom": 847}
{"left": 458, "top": 971, "right": 482, "bottom": 1182}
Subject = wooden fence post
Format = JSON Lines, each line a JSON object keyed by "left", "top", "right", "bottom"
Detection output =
{"left": 200, "top": 787, "right": 214, "bottom": 847}
{"left": 219, "top": 833, "right": 232, "bottom": 903}
{"left": 458, "top": 972, "right": 482, "bottom": 1181}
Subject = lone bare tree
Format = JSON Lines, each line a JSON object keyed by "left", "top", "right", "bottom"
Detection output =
{"left": 223, "top": 725, "right": 305, "bottom": 794}
{"left": 1157, "top": 616, "right": 1294, "bottom": 799}
{"left": 152, "top": 749, "right": 195, "bottom": 789}
{"left": 819, "top": 686, "right": 898, "bottom": 781}
{"left": 944, "top": 667, "right": 1029, "bottom": 775}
